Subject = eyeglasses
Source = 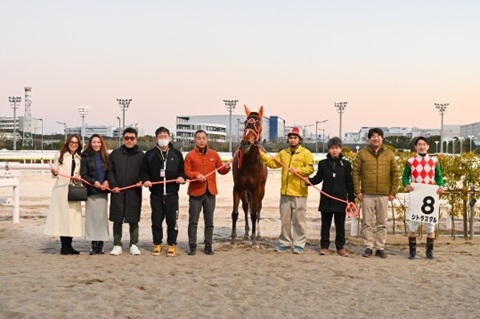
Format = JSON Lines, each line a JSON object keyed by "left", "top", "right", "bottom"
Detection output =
{"left": 124, "top": 136, "right": 136, "bottom": 141}
{"left": 69, "top": 141, "right": 79, "bottom": 145}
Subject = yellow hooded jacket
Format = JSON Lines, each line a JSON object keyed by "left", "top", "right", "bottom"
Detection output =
{"left": 260, "top": 145, "right": 314, "bottom": 197}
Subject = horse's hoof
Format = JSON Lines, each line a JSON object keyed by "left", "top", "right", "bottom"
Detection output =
{"left": 243, "top": 235, "right": 249, "bottom": 241}
{"left": 256, "top": 235, "right": 263, "bottom": 241}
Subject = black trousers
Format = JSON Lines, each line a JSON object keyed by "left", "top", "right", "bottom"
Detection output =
{"left": 151, "top": 193, "right": 179, "bottom": 245}
{"left": 320, "top": 211, "right": 346, "bottom": 250}
{"left": 188, "top": 192, "right": 216, "bottom": 246}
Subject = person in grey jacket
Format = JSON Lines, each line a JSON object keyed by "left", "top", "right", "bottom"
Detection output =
{"left": 108, "top": 127, "right": 144, "bottom": 256}
{"left": 309, "top": 137, "right": 354, "bottom": 257}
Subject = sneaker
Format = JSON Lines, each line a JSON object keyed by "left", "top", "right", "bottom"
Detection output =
{"left": 320, "top": 248, "right": 329, "bottom": 255}
{"left": 110, "top": 245, "right": 122, "bottom": 256}
{"left": 167, "top": 245, "right": 176, "bottom": 257}
{"left": 375, "top": 250, "right": 387, "bottom": 259}
{"left": 292, "top": 246, "right": 304, "bottom": 254}
{"left": 362, "top": 248, "right": 373, "bottom": 258}
{"left": 337, "top": 249, "right": 349, "bottom": 257}
{"left": 152, "top": 244, "right": 162, "bottom": 256}
{"left": 274, "top": 245, "right": 291, "bottom": 252}
{"left": 130, "top": 244, "right": 141, "bottom": 255}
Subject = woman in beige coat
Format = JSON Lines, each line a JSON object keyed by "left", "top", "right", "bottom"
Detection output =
{"left": 44, "top": 134, "right": 83, "bottom": 255}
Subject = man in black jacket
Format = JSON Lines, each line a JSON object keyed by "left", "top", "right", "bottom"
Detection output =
{"left": 142, "top": 127, "right": 185, "bottom": 257}
{"left": 108, "top": 127, "right": 144, "bottom": 256}
{"left": 309, "top": 137, "right": 355, "bottom": 257}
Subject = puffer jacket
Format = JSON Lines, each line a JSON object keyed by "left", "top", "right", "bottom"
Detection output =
{"left": 260, "top": 145, "right": 314, "bottom": 197}
{"left": 352, "top": 145, "right": 399, "bottom": 196}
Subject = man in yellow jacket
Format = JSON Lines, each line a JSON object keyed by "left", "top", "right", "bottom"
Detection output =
{"left": 260, "top": 127, "right": 314, "bottom": 254}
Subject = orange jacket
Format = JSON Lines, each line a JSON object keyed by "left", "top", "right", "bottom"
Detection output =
{"left": 184, "top": 146, "right": 230, "bottom": 196}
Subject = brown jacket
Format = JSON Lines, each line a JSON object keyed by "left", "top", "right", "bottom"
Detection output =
{"left": 184, "top": 146, "right": 230, "bottom": 197}
{"left": 352, "top": 145, "right": 399, "bottom": 196}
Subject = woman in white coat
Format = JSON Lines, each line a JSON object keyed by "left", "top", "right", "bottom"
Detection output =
{"left": 44, "top": 134, "right": 83, "bottom": 255}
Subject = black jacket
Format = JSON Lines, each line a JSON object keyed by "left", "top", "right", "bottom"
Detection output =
{"left": 309, "top": 153, "right": 355, "bottom": 213}
{"left": 80, "top": 150, "right": 109, "bottom": 196}
{"left": 107, "top": 145, "right": 144, "bottom": 223}
{"left": 141, "top": 144, "right": 185, "bottom": 195}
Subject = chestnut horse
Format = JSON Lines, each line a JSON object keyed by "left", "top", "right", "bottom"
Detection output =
{"left": 231, "top": 105, "right": 268, "bottom": 245}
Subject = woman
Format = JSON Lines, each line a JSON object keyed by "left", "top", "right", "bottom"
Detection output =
{"left": 81, "top": 134, "right": 110, "bottom": 255}
{"left": 309, "top": 137, "right": 355, "bottom": 257}
{"left": 44, "top": 134, "right": 83, "bottom": 255}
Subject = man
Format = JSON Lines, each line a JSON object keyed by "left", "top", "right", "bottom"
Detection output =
{"left": 142, "top": 127, "right": 185, "bottom": 257}
{"left": 184, "top": 130, "right": 231, "bottom": 256}
{"left": 402, "top": 136, "right": 444, "bottom": 259}
{"left": 352, "top": 128, "right": 398, "bottom": 259}
{"left": 308, "top": 137, "right": 355, "bottom": 257}
{"left": 260, "top": 127, "right": 314, "bottom": 254}
{"left": 108, "top": 127, "right": 144, "bottom": 256}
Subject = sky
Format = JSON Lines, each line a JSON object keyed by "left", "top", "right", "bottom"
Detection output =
{"left": 1, "top": 1, "right": 479, "bottom": 136}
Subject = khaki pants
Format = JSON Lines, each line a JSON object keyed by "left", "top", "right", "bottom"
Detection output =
{"left": 279, "top": 195, "right": 307, "bottom": 248}
{"left": 361, "top": 195, "right": 388, "bottom": 250}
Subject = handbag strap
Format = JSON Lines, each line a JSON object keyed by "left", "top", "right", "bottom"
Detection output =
{"left": 70, "top": 155, "right": 76, "bottom": 184}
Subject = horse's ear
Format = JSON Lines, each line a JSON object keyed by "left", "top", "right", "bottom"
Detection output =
{"left": 244, "top": 105, "right": 251, "bottom": 116}
{"left": 258, "top": 106, "right": 263, "bottom": 119}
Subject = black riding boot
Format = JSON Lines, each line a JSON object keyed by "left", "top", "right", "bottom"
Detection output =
{"left": 96, "top": 241, "right": 104, "bottom": 254}
{"left": 67, "top": 237, "right": 80, "bottom": 255}
{"left": 408, "top": 237, "right": 416, "bottom": 260}
{"left": 60, "top": 236, "right": 70, "bottom": 255}
{"left": 90, "top": 241, "right": 98, "bottom": 255}
{"left": 426, "top": 238, "right": 435, "bottom": 259}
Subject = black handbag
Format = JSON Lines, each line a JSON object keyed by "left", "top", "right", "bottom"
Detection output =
{"left": 68, "top": 183, "right": 88, "bottom": 201}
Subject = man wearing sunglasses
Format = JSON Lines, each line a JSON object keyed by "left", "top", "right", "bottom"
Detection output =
{"left": 108, "top": 127, "right": 145, "bottom": 256}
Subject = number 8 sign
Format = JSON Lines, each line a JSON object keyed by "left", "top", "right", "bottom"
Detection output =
{"left": 407, "top": 183, "right": 441, "bottom": 224}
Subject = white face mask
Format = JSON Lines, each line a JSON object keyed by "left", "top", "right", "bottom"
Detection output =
{"left": 157, "top": 139, "right": 169, "bottom": 148}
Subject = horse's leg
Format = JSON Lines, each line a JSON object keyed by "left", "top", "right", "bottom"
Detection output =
{"left": 231, "top": 188, "right": 240, "bottom": 244}
{"left": 254, "top": 185, "right": 266, "bottom": 241}
{"left": 242, "top": 191, "right": 250, "bottom": 240}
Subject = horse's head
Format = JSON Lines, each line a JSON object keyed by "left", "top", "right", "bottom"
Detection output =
{"left": 241, "top": 105, "right": 263, "bottom": 149}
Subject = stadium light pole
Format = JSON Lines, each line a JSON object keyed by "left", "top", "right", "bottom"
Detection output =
{"left": 56, "top": 121, "right": 67, "bottom": 142}
{"left": 315, "top": 119, "right": 328, "bottom": 154}
{"left": 334, "top": 101, "right": 348, "bottom": 138}
{"left": 117, "top": 99, "right": 132, "bottom": 129}
{"left": 9, "top": 96, "right": 21, "bottom": 151}
{"left": 117, "top": 116, "right": 122, "bottom": 146}
{"left": 223, "top": 99, "right": 238, "bottom": 153}
{"left": 435, "top": 103, "right": 448, "bottom": 153}
{"left": 78, "top": 106, "right": 89, "bottom": 146}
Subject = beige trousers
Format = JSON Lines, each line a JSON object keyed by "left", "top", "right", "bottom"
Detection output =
{"left": 278, "top": 195, "right": 307, "bottom": 248}
{"left": 361, "top": 195, "right": 388, "bottom": 250}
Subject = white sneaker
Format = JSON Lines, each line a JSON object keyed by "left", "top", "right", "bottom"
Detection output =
{"left": 110, "top": 245, "right": 122, "bottom": 256}
{"left": 130, "top": 244, "right": 141, "bottom": 255}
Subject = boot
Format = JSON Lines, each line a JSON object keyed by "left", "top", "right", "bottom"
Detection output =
{"left": 67, "top": 237, "right": 80, "bottom": 255}
{"left": 204, "top": 245, "right": 215, "bottom": 255}
{"left": 408, "top": 237, "right": 416, "bottom": 260}
{"left": 188, "top": 244, "right": 197, "bottom": 256}
{"left": 60, "top": 236, "right": 70, "bottom": 255}
{"left": 426, "top": 238, "right": 435, "bottom": 259}
{"left": 90, "top": 241, "right": 98, "bottom": 255}
{"left": 96, "top": 241, "right": 104, "bottom": 254}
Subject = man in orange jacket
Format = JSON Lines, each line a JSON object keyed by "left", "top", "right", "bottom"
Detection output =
{"left": 184, "top": 130, "right": 231, "bottom": 255}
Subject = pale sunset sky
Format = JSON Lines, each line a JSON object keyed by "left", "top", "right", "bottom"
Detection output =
{"left": 1, "top": 1, "right": 479, "bottom": 136}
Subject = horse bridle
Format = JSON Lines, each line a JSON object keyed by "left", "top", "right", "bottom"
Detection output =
{"left": 243, "top": 114, "right": 262, "bottom": 143}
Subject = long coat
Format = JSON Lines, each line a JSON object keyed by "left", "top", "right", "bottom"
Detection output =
{"left": 108, "top": 145, "right": 144, "bottom": 223}
{"left": 308, "top": 153, "right": 355, "bottom": 213}
{"left": 44, "top": 151, "right": 83, "bottom": 237}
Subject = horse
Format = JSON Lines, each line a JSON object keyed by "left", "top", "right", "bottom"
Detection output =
{"left": 231, "top": 105, "right": 268, "bottom": 245}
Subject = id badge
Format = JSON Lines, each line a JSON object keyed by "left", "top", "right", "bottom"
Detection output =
{"left": 160, "top": 169, "right": 166, "bottom": 178}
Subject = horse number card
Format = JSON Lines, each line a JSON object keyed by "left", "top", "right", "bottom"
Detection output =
{"left": 407, "top": 183, "right": 440, "bottom": 224}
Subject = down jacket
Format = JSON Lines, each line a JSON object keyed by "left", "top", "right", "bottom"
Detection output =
{"left": 352, "top": 145, "right": 398, "bottom": 196}
{"left": 260, "top": 145, "right": 314, "bottom": 197}
{"left": 107, "top": 145, "right": 144, "bottom": 223}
